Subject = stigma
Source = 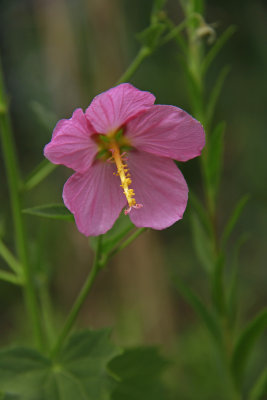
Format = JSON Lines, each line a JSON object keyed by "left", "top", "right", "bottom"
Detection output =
{"left": 109, "top": 142, "right": 143, "bottom": 215}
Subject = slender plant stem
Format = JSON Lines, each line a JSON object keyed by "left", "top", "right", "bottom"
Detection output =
{"left": 107, "top": 228, "right": 146, "bottom": 260}
{"left": 0, "top": 270, "right": 23, "bottom": 285}
{"left": 23, "top": 159, "right": 56, "bottom": 192}
{"left": 116, "top": 46, "right": 151, "bottom": 85}
{"left": 0, "top": 60, "right": 44, "bottom": 350}
{"left": 0, "top": 238, "right": 23, "bottom": 275}
{"left": 179, "top": 2, "right": 242, "bottom": 399}
{"left": 39, "top": 279, "right": 56, "bottom": 349}
{"left": 117, "top": 19, "right": 192, "bottom": 86}
{"left": 51, "top": 236, "right": 103, "bottom": 359}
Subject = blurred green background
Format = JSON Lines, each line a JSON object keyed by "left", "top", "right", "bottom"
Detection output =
{"left": 0, "top": 0, "right": 266, "bottom": 398}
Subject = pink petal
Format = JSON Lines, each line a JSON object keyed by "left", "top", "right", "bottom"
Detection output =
{"left": 44, "top": 108, "right": 98, "bottom": 173}
{"left": 127, "top": 151, "right": 188, "bottom": 229}
{"left": 63, "top": 160, "right": 126, "bottom": 236}
{"left": 85, "top": 83, "right": 155, "bottom": 134}
{"left": 125, "top": 105, "right": 205, "bottom": 162}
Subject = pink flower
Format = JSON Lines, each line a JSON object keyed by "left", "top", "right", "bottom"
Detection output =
{"left": 44, "top": 83, "right": 205, "bottom": 236}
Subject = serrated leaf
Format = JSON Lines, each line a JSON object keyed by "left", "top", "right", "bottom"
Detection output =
{"left": 23, "top": 204, "right": 74, "bottom": 221}
{"left": 249, "top": 368, "right": 267, "bottom": 400}
{"left": 174, "top": 278, "right": 222, "bottom": 346}
{"left": 0, "top": 329, "right": 120, "bottom": 400}
{"left": 136, "top": 23, "right": 166, "bottom": 51}
{"left": 201, "top": 25, "right": 237, "bottom": 75}
{"left": 191, "top": 212, "right": 214, "bottom": 272}
{"left": 89, "top": 213, "right": 134, "bottom": 254}
{"left": 221, "top": 195, "right": 250, "bottom": 248}
{"left": 109, "top": 347, "right": 169, "bottom": 400}
{"left": 0, "top": 347, "right": 50, "bottom": 400}
{"left": 231, "top": 308, "right": 267, "bottom": 388}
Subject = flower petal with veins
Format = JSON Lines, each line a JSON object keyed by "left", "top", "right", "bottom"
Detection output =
{"left": 85, "top": 83, "right": 155, "bottom": 134}
{"left": 126, "top": 105, "right": 205, "bottom": 162}
{"left": 63, "top": 160, "right": 126, "bottom": 236}
{"left": 127, "top": 151, "right": 188, "bottom": 230}
{"left": 44, "top": 109, "right": 98, "bottom": 173}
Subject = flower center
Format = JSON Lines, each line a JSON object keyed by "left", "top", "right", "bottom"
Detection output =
{"left": 109, "top": 141, "right": 142, "bottom": 215}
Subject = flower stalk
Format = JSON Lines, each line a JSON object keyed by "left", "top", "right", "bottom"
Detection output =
{"left": 178, "top": 2, "right": 242, "bottom": 399}
{"left": 50, "top": 236, "right": 103, "bottom": 359}
{"left": 117, "top": 46, "right": 152, "bottom": 85}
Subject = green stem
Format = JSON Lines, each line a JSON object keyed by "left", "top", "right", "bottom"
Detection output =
{"left": 106, "top": 228, "right": 146, "bottom": 261}
{"left": 0, "top": 269, "right": 23, "bottom": 285}
{"left": 23, "top": 159, "right": 57, "bottom": 192}
{"left": 179, "top": 2, "right": 242, "bottom": 399}
{"left": 117, "top": 19, "right": 192, "bottom": 85}
{"left": 51, "top": 236, "right": 103, "bottom": 359}
{"left": 0, "top": 238, "right": 23, "bottom": 275}
{"left": 161, "top": 14, "right": 202, "bottom": 47}
{"left": 116, "top": 46, "right": 151, "bottom": 85}
{"left": 39, "top": 279, "right": 56, "bottom": 349}
{"left": 0, "top": 60, "right": 44, "bottom": 350}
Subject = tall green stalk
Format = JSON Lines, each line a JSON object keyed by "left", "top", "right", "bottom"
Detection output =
{"left": 179, "top": 2, "right": 241, "bottom": 399}
{"left": 50, "top": 236, "right": 103, "bottom": 359}
{"left": 0, "top": 61, "right": 44, "bottom": 350}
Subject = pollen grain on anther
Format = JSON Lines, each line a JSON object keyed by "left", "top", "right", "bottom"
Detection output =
{"left": 109, "top": 142, "right": 142, "bottom": 213}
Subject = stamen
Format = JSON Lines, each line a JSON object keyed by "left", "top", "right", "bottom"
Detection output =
{"left": 109, "top": 142, "right": 142, "bottom": 213}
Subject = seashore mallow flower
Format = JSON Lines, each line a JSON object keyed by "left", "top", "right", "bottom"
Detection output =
{"left": 44, "top": 83, "right": 205, "bottom": 236}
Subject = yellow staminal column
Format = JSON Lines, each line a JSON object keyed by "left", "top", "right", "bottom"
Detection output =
{"left": 109, "top": 141, "right": 142, "bottom": 214}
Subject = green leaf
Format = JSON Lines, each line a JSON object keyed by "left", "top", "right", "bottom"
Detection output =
{"left": 205, "top": 121, "right": 225, "bottom": 203}
{"left": 174, "top": 278, "right": 222, "bottom": 347}
{"left": 0, "top": 329, "right": 120, "bottom": 400}
{"left": 90, "top": 213, "right": 134, "bottom": 255}
{"left": 0, "top": 238, "right": 22, "bottom": 275}
{"left": 201, "top": 25, "right": 237, "bottom": 75}
{"left": 205, "top": 66, "right": 230, "bottom": 129}
{"left": 23, "top": 159, "right": 57, "bottom": 191}
{"left": 23, "top": 204, "right": 74, "bottom": 221}
{"left": 221, "top": 195, "right": 250, "bottom": 248}
{"left": 30, "top": 101, "right": 58, "bottom": 133}
{"left": 109, "top": 347, "right": 169, "bottom": 400}
{"left": 211, "top": 254, "right": 225, "bottom": 315}
{"left": 178, "top": 55, "right": 203, "bottom": 119}
{"left": 152, "top": 0, "right": 167, "bottom": 15}
{"left": 0, "top": 216, "right": 5, "bottom": 238}
{"left": 0, "top": 393, "right": 20, "bottom": 400}
{"left": 231, "top": 308, "right": 267, "bottom": 388}
{"left": 189, "top": 191, "right": 212, "bottom": 236}
{"left": 169, "top": 22, "right": 187, "bottom": 54}
{"left": 193, "top": 0, "right": 204, "bottom": 14}
{"left": 249, "top": 368, "right": 267, "bottom": 400}
{"left": 136, "top": 23, "right": 166, "bottom": 51}
{"left": 227, "top": 234, "right": 249, "bottom": 329}
{"left": 0, "top": 347, "right": 50, "bottom": 400}
{"left": 0, "top": 270, "right": 23, "bottom": 286}
{"left": 150, "top": 1, "right": 166, "bottom": 25}
{"left": 191, "top": 212, "right": 214, "bottom": 272}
